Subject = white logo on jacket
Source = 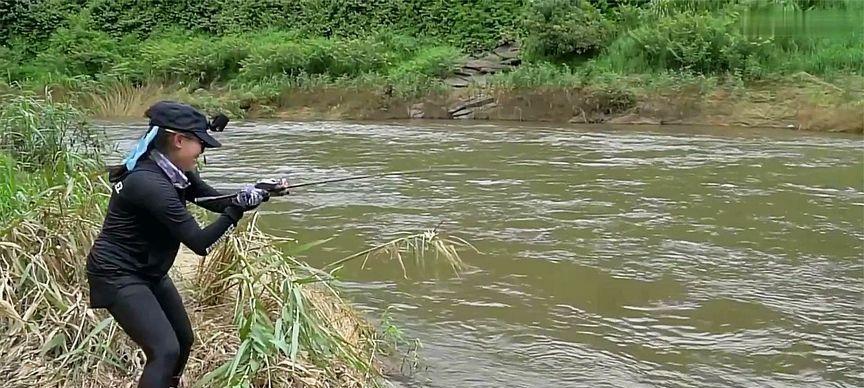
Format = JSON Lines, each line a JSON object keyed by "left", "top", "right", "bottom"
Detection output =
{"left": 206, "top": 224, "right": 235, "bottom": 254}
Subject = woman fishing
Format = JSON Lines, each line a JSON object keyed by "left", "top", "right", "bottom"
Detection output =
{"left": 85, "top": 101, "right": 286, "bottom": 387}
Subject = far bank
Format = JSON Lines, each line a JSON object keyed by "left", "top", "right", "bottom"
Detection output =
{"left": 27, "top": 73, "right": 862, "bottom": 134}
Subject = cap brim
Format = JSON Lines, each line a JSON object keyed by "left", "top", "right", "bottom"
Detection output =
{"left": 194, "top": 131, "right": 222, "bottom": 148}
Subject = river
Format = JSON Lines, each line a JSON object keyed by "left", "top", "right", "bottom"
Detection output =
{"left": 102, "top": 120, "right": 863, "bottom": 387}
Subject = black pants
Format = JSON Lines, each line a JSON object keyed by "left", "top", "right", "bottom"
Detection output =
{"left": 107, "top": 276, "right": 193, "bottom": 388}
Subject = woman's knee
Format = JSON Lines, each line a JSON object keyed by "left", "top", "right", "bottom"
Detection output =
{"left": 147, "top": 336, "right": 181, "bottom": 364}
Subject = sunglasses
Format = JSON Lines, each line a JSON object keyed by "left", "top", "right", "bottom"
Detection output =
{"left": 164, "top": 128, "right": 204, "bottom": 146}
{"left": 164, "top": 128, "right": 208, "bottom": 165}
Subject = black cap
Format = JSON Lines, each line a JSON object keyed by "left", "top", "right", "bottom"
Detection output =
{"left": 145, "top": 101, "right": 224, "bottom": 148}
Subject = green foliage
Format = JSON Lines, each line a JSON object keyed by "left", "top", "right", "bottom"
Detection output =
{"left": 294, "top": 0, "right": 403, "bottom": 37}
{"left": 643, "top": 0, "right": 736, "bottom": 17}
{"left": 33, "top": 21, "right": 129, "bottom": 79}
{"left": 753, "top": 37, "right": 864, "bottom": 75}
{"left": 522, "top": 0, "right": 615, "bottom": 61}
{"left": 490, "top": 62, "right": 582, "bottom": 88}
{"left": 423, "top": 0, "right": 524, "bottom": 52}
{"left": 0, "top": 45, "right": 27, "bottom": 83}
{"left": 0, "top": 0, "right": 84, "bottom": 49}
{"left": 607, "top": 12, "right": 769, "bottom": 74}
{"left": 137, "top": 31, "right": 253, "bottom": 84}
{"left": 86, "top": 0, "right": 222, "bottom": 38}
{"left": 388, "top": 46, "right": 464, "bottom": 78}
{"left": 238, "top": 37, "right": 393, "bottom": 81}
{"left": 0, "top": 94, "right": 101, "bottom": 173}
{"left": 0, "top": 0, "right": 860, "bottom": 95}
{"left": 742, "top": 0, "right": 861, "bottom": 10}
{"left": 77, "top": 0, "right": 524, "bottom": 52}
{"left": 213, "top": 0, "right": 302, "bottom": 33}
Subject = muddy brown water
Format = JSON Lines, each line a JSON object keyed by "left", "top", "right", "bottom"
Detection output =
{"left": 101, "top": 120, "right": 863, "bottom": 387}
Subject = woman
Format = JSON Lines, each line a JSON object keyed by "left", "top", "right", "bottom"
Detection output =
{"left": 86, "top": 101, "right": 278, "bottom": 387}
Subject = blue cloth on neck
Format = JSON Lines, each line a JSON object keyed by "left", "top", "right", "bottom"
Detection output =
{"left": 123, "top": 126, "right": 159, "bottom": 171}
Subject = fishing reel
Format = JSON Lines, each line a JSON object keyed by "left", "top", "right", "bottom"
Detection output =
{"left": 209, "top": 113, "right": 229, "bottom": 132}
{"left": 254, "top": 178, "right": 291, "bottom": 197}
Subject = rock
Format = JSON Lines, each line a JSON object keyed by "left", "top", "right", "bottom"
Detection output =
{"left": 479, "top": 54, "right": 504, "bottom": 64}
{"left": 455, "top": 68, "right": 481, "bottom": 77}
{"left": 444, "top": 77, "right": 471, "bottom": 88}
{"left": 452, "top": 110, "right": 474, "bottom": 119}
{"left": 451, "top": 109, "right": 474, "bottom": 119}
{"left": 607, "top": 114, "right": 661, "bottom": 125}
{"left": 493, "top": 44, "right": 520, "bottom": 59}
{"left": 463, "top": 59, "right": 510, "bottom": 72}
{"left": 473, "top": 102, "right": 498, "bottom": 120}
{"left": 501, "top": 57, "right": 522, "bottom": 67}
{"left": 470, "top": 74, "right": 489, "bottom": 86}
{"left": 409, "top": 103, "right": 424, "bottom": 119}
{"left": 449, "top": 107, "right": 470, "bottom": 117}
{"left": 448, "top": 96, "right": 495, "bottom": 117}
{"left": 569, "top": 111, "right": 607, "bottom": 124}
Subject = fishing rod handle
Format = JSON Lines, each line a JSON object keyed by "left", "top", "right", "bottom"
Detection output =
{"left": 194, "top": 180, "right": 289, "bottom": 204}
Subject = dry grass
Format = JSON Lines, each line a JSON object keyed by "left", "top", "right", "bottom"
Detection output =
{"left": 0, "top": 173, "right": 138, "bottom": 387}
{"left": 77, "top": 82, "right": 178, "bottom": 119}
{"left": 0, "top": 176, "right": 467, "bottom": 387}
{"left": 188, "top": 213, "right": 383, "bottom": 387}
{"left": 0, "top": 180, "right": 391, "bottom": 387}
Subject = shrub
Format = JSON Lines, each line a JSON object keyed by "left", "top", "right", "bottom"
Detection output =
{"left": 522, "top": 0, "right": 615, "bottom": 61}
{"left": 620, "top": 12, "right": 767, "bottom": 73}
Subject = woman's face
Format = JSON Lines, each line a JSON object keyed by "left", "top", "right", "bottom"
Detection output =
{"left": 169, "top": 133, "right": 204, "bottom": 171}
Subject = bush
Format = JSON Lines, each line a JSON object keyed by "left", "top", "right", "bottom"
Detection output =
{"left": 33, "top": 21, "right": 128, "bottom": 78}
{"left": 388, "top": 46, "right": 464, "bottom": 78}
{"left": 82, "top": 0, "right": 523, "bottom": 52}
{"left": 238, "top": 36, "right": 394, "bottom": 81}
{"left": 137, "top": 31, "right": 254, "bottom": 84}
{"left": 0, "top": 45, "right": 26, "bottom": 82}
{"left": 616, "top": 12, "right": 768, "bottom": 73}
{"left": 214, "top": 0, "right": 302, "bottom": 33}
{"left": 0, "top": 0, "right": 83, "bottom": 50}
{"left": 86, "top": 0, "right": 222, "bottom": 38}
{"left": 522, "top": 0, "right": 615, "bottom": 61}
{"left": 490, "top": 62, "right": 581, "bottom": 88}
{"left": 0, "top": 94, "right": 101, "bottom": 171}
{"left": 642, "top": 0, "right": 733, "bottom": 18}
{"left": 293, "top": 0, "right": 522, "bottom": 51}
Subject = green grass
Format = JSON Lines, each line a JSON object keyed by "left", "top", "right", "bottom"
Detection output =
{"left": 0, "top": 94, "right": 103, "bottom": 170}
{"left": 0, "top": 94, "right": 105, "bottom": 223}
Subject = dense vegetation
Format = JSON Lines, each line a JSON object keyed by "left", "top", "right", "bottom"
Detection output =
{"left": 0, "top": 0, "right": 860, "bottom": 116}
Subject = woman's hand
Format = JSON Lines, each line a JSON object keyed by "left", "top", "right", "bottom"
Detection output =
{"left": 232, "top": 184, "right": 270, "bottom": 211}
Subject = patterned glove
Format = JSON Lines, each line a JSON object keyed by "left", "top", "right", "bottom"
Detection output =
{"left": 232, "top": 184, "right": 269, "bottom": 211}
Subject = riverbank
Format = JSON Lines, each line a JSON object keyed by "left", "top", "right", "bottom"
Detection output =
{"left": 23, "top": 72, "right": 862, "bottom": 134}
{"left": 2, "top": 1, "right": 860, "bottom": 133}
{"left": 236, "top": 73, "right": 864, "bottom": 133}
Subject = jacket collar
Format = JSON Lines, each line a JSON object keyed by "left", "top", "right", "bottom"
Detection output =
{"left": 149, "top": 150, "right": 190, "bottom": 189}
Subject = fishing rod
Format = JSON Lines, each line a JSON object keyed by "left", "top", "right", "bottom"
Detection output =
{"left": 193, "top": 168, "right": 485, "bottom": 204}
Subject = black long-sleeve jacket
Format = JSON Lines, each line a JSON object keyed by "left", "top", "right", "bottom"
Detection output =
{"left": 86, "top": 158, "right": 238, "bottom": 307}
